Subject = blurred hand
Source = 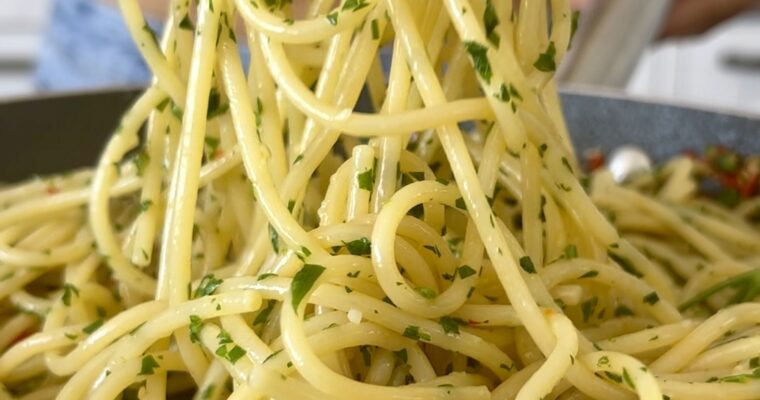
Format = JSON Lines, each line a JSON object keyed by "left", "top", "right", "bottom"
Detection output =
{"left": 661, "top": 0, "right": 760, "bottom": 37}
{"left": 572, "top": 0, "right": 759, "bottom": 38}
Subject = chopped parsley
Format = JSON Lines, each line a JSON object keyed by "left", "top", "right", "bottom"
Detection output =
{"left": 357, "top": 168, "right": 374, "bottom": 191}
{"left": 423, "top": 244, "right": 441, "bottom": 257}
{"left": 519, "top": 256, "right": 537, "bottom": 274}
{"left": 483, "top": 0, "right": 500, "bottom": 46}
{"left": 257, "top": 273, "right": 277, "bottom": 281}
{"left": 581, "top": 296, "right": 598, "bottom": 322}
{"left": 291, "top": 264, "right": 325, "bottom": 310}
{"left": 608, "top": 252, "right": 643, "bottom": 278}
{"left": 457, "top": 265, "right": 477, "bottom": 279}
{"left": 342, "top": 0, "right": 369, "bottom": 11}
{"left": 139, "top": 355, "right": 160, "bottom": 375}
{"left": 133, "top": 150, "right": 150, "bottom": 177}
{"left": 579, "top": 270, "right": 598, "bottom": 279}
{"left": 533, "top": 41, "right": 557, "bottom": 72}
{"left": 402, "top": 325, "right": 431, "bottom": 341}
{"left": 344, "top": 237, "right": 371, "bottom": 256}
{"left": 139, "top": 199, "right": 153, "bottom": 213}
{"left": 83, "top": 318, "right": 104, "bottom": 334}
{"left": 439, "top": 316, "right": 465, "bottom": 335}
{"left": 604, "top": 371, "right": 623, "bottom": 384}
{"left": 643, "top": 292, "right": 660, "bottom": 305}
{"left": 268, "top": 224, "right": 279, "bottom": 254}
{"left": 455, "top": 197, "right": 467, "bottom": 210}
{"left": 622, "top": 368, "right": 636, "bottom": 389}
{"left": 564, "top": 244, "right": 578, "bottom": 259}
{"left": 393, "top": 348, "right": 408, "bottom": 363}
{"left": 179, "top": 14, "right": 194, "bottom": 30}
{"left": 359, "top": 345, "right": 372, "bottom": 366}
{"left": 62, "top": 283, "right": 79, "bottom": 306}
{"left": 463, "top": 41, "right": 492, "bottom": 83}
{"left": 371, "top": 19, "right": 379, "bottom": 40}
{"left": 194, "top": 274, "right": 223, "bottom": 298}
{"left": 326, "top": 12, "right": 338, "bottom": 25}
{"left": 189, "top": 315, "right": 203, "bottom": 343}
{"left": 253, "top": 299, "right": 277, "bottom": 326}
{"left": 415, "top": 287, "right": 437, "bottom": 299}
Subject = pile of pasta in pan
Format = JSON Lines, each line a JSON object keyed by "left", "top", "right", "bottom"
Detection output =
{"left": 2, "top": 0, "right": 760, "bottom": 399}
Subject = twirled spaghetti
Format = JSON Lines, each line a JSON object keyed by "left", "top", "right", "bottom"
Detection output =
{"left": 1, "top": 0, "right": 759, "bottom": 399}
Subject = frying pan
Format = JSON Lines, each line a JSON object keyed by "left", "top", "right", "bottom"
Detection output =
{"left": 0, "top": 86, "right": 758, "bottom": 182}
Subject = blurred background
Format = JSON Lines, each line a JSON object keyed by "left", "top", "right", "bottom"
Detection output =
{"left": 0, "top": 0, "right": 759, "bottom": 114}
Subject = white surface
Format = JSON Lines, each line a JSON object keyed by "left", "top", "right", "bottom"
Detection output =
{"left": 628, "top": 11, "right": 760, "bottom": 116}
{"left": 0, "top": 0, "right": 52, "bottom": 98}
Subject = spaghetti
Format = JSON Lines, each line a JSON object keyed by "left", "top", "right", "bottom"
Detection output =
{"left": 1, "top": 0, "right": 759, "bottom": 399}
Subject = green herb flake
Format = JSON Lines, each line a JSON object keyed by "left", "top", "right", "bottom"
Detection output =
{"left": 455, "top": 197, "right": 467, "bottom": 210}
{"left": 355, "top": 168, "right": 374, "bottom": 193}
{"left": 344, "top": 237, "right": 371, "bottom": 256}
{"left": 564, "top": 244, "right": 578, "bottom": 259}
{"left": 62, "top": 283, "right": 79, "bottom": 306}
{"left": 257, "top": 273, "right": 278, "bottom": 281}
{"left": 604, "top": 371, "right": 623, "bottom": 384}
{"left": 402, "top": 325, "right": 431, "bottom": 341}
{"left": 179, "top": 14, "right": 194, "bottom": 30}
{"left": 291, "top": 264, "right": 326, "bottom": 310}
{"left": 561, "top": 157, "right": 574, "bottom": 174}
{"left": 643, "top": 292, "right": 660, "bottom": 305}
{"left": 415, "top": 287, "right": 437, "bottom": 299}
{"left": 326, "top": 12, "right": 338, "bottom": 25}
{"left": 614, "top": 305, "right": 634, "bottom": 317}
{"left": 200, "top": 385, "right": 215, "bottom": 400}
{"left": 82, "top": 318, "right": 104, "bottom": 334}
{"left": 393, "top": 348, "right": 408, "bottom": 363}
{"left": 570, "top": 11, "right": 581, "bottom": 47}
{"left": 268, "top": 224, "right": 280, "bottom": 254}
{"left": 139, "top": 355, "right": 160, "bottom": 375}
{"left": 371, "top": 19, "right": 379, "bottom": 40}
{"left": 133, "top": 151, "right": 150, "bottom": 177}
{"left": 533, "top": 41, "right": 557, "bottom": 72}
{"left": 457, "top": 265, "right": 477, "bottom": 279}
{"left": 359, "top": 345, "right": 372, "bottom": 366}
{"left": 622, "top": 368, "right": 636, "bottom": 389}
{"left": 463, "top": 41, "right": 492, "bottom": 83}
{"left": 226, "top": 345, "right": 246, "bottom": 364}
{"left": 194, "top": 274, "right": 223, "bottom": 298}
{"left": 483, "top": 0, "right": 500, "bottom": 47}
{"left": 253, "top": 299, "right": 276, "bottom": 326}
{"left": 439, "top": 316, "right": 465, "bottom": 335}
{"left": 519, "top": 256, "right": 537, "bottom": 274}
{"left": 581, "top": 296, "right": 598, "bottom": 322}
{"left": 189, "top": 315, "right": 203, "bottom": 343}
{"left": 423, "top": 244, "right": 441, "bottom": 257}
{"left": 342, "top": 0, "right": 369, "bottom": 11}
{"left": 408, "top": 171, "right": 425, "bottom": 181}
{"left": 139, "top": 199, "right": 153, "bottom": 213}
{"left": 608, "top": 252, "right": 644, "bottom": 278}
{"left": 579, "top": 270, "right": 598, "bottom": 279}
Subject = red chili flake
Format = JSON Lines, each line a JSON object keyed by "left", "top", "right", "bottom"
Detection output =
{"left": 584, "top": 149, "right": 605, "bottom": 172}
{"left": 738, "top": 173, "right": 759, "bottom": 198}
{"left": 46, "top": 185, "right": 59, "bottom": 195}
{"left": 212, "top": 149, "right": 224, "bottom": 160}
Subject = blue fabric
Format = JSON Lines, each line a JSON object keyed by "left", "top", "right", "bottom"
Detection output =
{"left": 35, "top": 0, "right": 250, "bottom": 92}
{"left": 35, "top": 0, "right": 160, "bottom": 91}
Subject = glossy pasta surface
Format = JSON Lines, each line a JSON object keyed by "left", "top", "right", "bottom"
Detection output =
{"left": 1, "top": 1, "right": 759, "bottom": 399}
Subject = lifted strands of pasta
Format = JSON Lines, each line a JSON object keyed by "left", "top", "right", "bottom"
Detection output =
{"left": 1, "top": 0, "right": 760, "bottom": 399}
